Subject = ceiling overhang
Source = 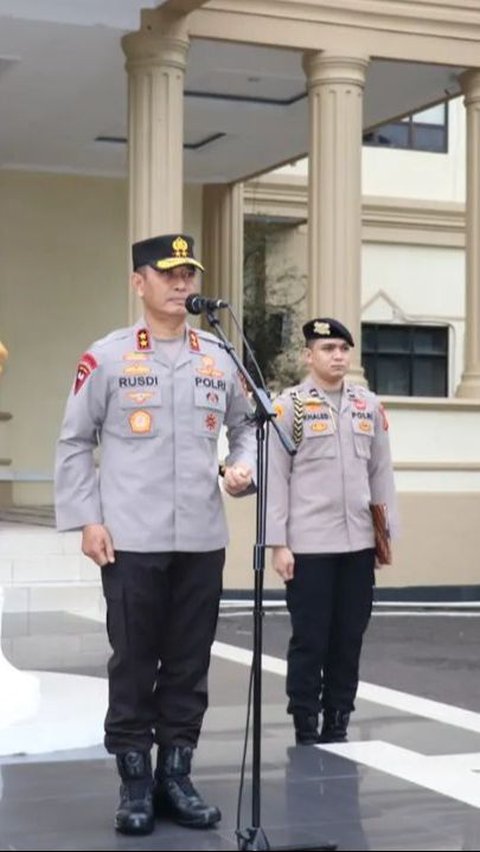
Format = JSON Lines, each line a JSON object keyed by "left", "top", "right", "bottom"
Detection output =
{"left": 0, "top": 2, "right": 469, "bottom": 183}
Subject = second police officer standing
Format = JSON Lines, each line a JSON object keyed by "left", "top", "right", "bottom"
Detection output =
{"left": 55, "top": 234, "right": 256, "bottom": 836}
{"left": 266, "top": 317, "right": 398, "bottom": 746}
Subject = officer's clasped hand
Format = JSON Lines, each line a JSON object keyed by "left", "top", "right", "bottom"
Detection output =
{"left": 223, "top": 463, "right": 253, "bottom": 496}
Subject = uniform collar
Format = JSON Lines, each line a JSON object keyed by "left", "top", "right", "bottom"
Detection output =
{"left": 302, "top": 377, "right": 342, "bottom": 408}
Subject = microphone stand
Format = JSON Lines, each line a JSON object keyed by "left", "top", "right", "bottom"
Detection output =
{"left": 204, "top": 307, "right": 337, "bottom": 852}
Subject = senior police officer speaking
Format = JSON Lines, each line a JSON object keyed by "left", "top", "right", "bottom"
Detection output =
{"left": 55, "top": 234, "right": 256, "bottom": 837}
{"left": 266, "top": 317, "right": 398, "bottom": 747}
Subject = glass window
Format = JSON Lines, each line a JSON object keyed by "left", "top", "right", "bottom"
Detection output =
{"left": 363, "top": 102, "right": 448, "bottom": 154}
{"left": 362, "top": 323, "right": 448, "bottom": 397}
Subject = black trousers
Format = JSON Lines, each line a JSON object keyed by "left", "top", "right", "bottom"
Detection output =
{"left": 100, "top": 549, "right": 224, "bottom": 755}
{"left": 285, "top": 549, "right": 375, "bottom": 715}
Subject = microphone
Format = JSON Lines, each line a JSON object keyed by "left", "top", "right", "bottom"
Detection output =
{"left": 185, "top": 293, "right": 229, "bottom": 315}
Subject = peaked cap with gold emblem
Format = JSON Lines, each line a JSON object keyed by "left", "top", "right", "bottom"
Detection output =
{"left": 132, "top": 234, "right": 204, "bottom": 272}
{"left": 302, "top": 317, "right": 354, "bottom": 347}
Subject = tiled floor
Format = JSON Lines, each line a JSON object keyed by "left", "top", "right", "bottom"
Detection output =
{"left": 1, "top": 607, "right": 480, "bottom": 850}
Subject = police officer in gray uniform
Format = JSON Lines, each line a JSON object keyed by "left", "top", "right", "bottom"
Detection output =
{"left": 55, "top": 234, "right": 256, "bottom": 836}
{"left": 266, "top": 317, "right": 397, "bottom": 746}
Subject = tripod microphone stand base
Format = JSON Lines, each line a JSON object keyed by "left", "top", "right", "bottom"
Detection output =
{"left": 236, "top": 826, "right": 337, "bottom": 851}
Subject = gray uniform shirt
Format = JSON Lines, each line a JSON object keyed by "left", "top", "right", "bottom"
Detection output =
{"left": 55, "top": 320, "right": 256, "bottom": 552}
{"left": 265, "top": 378, "right": 398, "bottom": 553}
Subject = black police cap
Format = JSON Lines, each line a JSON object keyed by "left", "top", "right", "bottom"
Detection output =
{"left": 132, "top": 234, "right": 204, "bottom": 272}
{"left": 302, "top": 317, "right": 355, "bottom": 347}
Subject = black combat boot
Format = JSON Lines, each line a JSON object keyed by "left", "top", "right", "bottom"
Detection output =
{"left": 115, "top": 751, "right": 154, "bottom": 836}
{"left": 154, "top": 745, "right": 221, "bottom": 828}
{"left": 293, "top": 712, "right": 321, "bottom": 745}
{"left": 319, "top": 709, "right": 350, "bottom": 743}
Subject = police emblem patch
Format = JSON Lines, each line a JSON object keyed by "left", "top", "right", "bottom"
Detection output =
{"left": 74, "top": 352, "right": 98, "bottom": 395}
{"left": 273, "top": 403, "right": 284, "bottom": 420}
{"left": 129, "top": 410, "right": 152, "bottom": 434}
{"left": 205, "top": 412, "right": 218, "bottom": 432}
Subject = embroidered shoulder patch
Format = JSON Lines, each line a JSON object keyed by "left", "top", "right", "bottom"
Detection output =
{"left": 74, "top": 352, "right": 98, "bottom": 395}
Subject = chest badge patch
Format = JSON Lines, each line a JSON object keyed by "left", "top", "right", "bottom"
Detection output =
{"left": 197, "top": 356, "right": 224, "bottom": 379}
{"left": 127, "top": 391, "right": 154, "bottom": 405}
{"left": 311, "top": 421, "right": 328, "bottom": 432}
{"left": 124, "top": 364, "right": 151, "bottom": 376}
{"left": 129, "top": 410, "right": 152, "bottom": 434}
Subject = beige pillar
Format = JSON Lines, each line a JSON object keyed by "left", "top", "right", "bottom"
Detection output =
{"left": 122, "top": 11, "right": 189, "bottom": 320}
{"left": 201, "top": 183, "right": 244, "bottom": 355}
{"left": 0, "top": 344, "right": 12, "bottom": 506}
{"left": 303, "top": 52, "right": 368, "bottom": 382}
{"left": 456, "top": 69, "right": 480, "bottom": 397}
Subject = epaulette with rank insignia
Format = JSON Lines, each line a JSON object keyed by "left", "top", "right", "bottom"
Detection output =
{"left": 136, "top": 327, "right": 152, "bottom": 351}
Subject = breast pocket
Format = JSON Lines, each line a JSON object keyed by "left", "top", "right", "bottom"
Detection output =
{"left": 352, "top": 417, "right": 375, "bottom": 458}
{"left": 193, "top": 385, "right": 226, "bottom": 439}
{"left": 119, "top": 388, "right": 162, "bottom": 439}
{"left": 303, "top": 422, "right": 337, "bottom": 459}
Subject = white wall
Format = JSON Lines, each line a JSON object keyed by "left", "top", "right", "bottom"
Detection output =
{"left": 362, "top": 242, "right": 465, "bottom": 392}
{"left": 0, "top": 173, "right": 204, "bottom": 501}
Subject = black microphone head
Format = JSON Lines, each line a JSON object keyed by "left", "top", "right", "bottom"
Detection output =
{"left": 185, "top": 293, "right": 203, "bottom": 315}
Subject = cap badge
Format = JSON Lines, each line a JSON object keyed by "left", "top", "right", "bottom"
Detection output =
{"left": 172, "top": 236, "right": 189, "bottom": 258}
{"left": 314, "top": 321, "right": 331, "bottom": 336}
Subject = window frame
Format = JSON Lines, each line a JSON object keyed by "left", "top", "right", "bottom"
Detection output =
{"left": 361, "top": 322, "right": 449, "bottom": 397}
{"left": 363, "top": 102, "right": 449, "bottom": 154}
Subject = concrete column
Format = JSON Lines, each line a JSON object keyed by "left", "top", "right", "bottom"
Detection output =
{"left": 122, "top": 11, "right": 189, "bottom": 320}
{"left": 201, "top": 183, "right": 244, "bottom": 355}
{"left": 456, "top": 69, "right": 480, "bottom": 397}
{"left": 303, "top": 52, "right": 368, "bottom": 381}
{"left": 0, "top": 344, "right": 12, "bottom": 506}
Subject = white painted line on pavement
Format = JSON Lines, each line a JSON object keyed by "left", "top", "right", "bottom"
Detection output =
{"left": 212, "top": 641, "right": 480, "bottom": 733}
{"left": 319, "top": 741, "right": 480, "bottom": 809}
